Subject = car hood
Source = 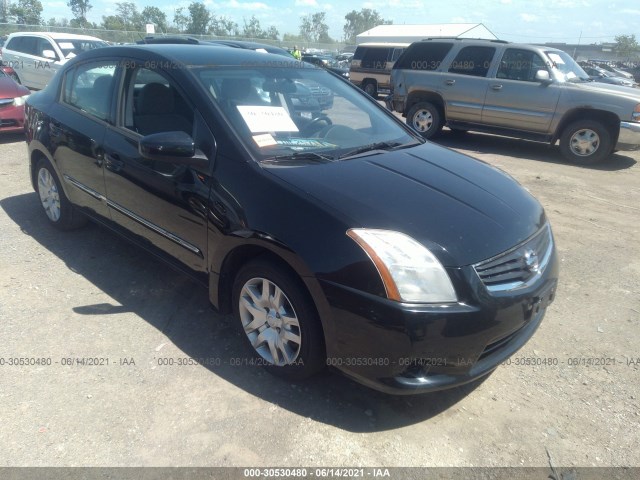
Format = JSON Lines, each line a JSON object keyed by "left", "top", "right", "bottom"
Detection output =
{"left": 266, "top": 142, "right": 546, "bottom": 267}
{"left": 0, "top": 76, "right": 30, "bottom": 97}
{"left": 569, "top": 79, "right": 640, "bottom": 99}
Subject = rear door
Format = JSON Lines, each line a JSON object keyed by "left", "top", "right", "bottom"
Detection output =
{"left": 102, "top": 64, "right": 214, "bottom": 275}
{"left": 48, "top": 60, "right": 116, "bottom": 218}
{"left": 442, "top": 45, "right": 496, "bottom": 124}
{"left": 482, "top": 48, "right": 562, "bottom": 132}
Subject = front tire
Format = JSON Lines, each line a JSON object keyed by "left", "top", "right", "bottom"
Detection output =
{"left": 559, "top": 120, "right": 612, "bottom": 165}
{"left": 35, "top": 158, "right": 87, "bottom": 230}
{"left": 232, "top": 257, "right": 325, "bottom": 381}
{"left": 407, "top": 102, "right": 443, "bottom": 139}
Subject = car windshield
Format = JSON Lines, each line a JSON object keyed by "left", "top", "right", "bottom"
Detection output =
{"left": 55, "top": 39, "right": 107, "bottom": 59}
{"left": 194, "top": 65, "right": 419, "bottom": 162}
{"left": 544, "top": 50, "right": 590, "bottom": 82}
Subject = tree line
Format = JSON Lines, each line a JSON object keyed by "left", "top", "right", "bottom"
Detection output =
{"left": 0, "top": 0, "right": 391, "bottom": 44}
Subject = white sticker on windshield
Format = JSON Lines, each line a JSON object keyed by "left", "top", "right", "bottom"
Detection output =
{"left": 253, "top": 133, "right": 277, "bottom": 147}
{"left": 547, "top": 53, "right": 565, "bottom": 65}
{"left": 58, "top": 42, "right": 75, "bottom": 49}
{"left": 237, "top": 106, "right": 299, "bottom": 133}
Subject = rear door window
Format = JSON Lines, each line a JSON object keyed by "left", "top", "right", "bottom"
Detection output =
{"left": 448, "top": 46, "right": 496, "bottom": 77}
{"left": 62, "top": 62, "right": 117, "bottom": 121}
{"left": 394, "top": 42, "right": 453, "bottom": 70}
{"left": 361, "top": 48, "right": 391, "bottom": 70}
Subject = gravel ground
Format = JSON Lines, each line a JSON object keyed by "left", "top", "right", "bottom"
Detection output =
{"left": 0, "top": 130, "right": 638, "bottom": 468}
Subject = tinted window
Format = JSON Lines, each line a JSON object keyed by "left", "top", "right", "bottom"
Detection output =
{"left": 391, "top": 48, "right": 405, "bottom": 62}
{"left": 448, "top": 46, "right": 495, "bottom": 77}
{"left": 62, "top": 62, "right": 116, "bottom": 121}
{"left": 123, "top": 67, "right": 193, "bottom": 136}
{"left": 360, "top": 47, "right": 391, "bottom": 70}
{"left": 7, "top": 36, "right": 38, "bottom": 55}
{"left": 497, "top": 49, "right": 549, "bottom": 82}
{"left": 394, "top": 42, "right": 453, "bottom": 70}
{"left": 55, "top": 39, "right": 107, "bottom": 59}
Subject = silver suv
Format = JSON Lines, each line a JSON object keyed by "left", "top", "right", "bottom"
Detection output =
{"left": 388, "top": 39, "right": 640, "bottom": 165}
{"left": 2, "top": 32, "right": 107, "bottom": 90}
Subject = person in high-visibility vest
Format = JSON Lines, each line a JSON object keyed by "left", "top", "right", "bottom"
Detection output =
{"left": 292, "top": 45, "right": 302, "bottom": 60}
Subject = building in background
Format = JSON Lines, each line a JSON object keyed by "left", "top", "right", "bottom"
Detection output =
{"left": 356, "top": 23, "right": 498, "bottom": 45}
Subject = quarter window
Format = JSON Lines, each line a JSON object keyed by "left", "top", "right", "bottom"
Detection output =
{"left": 62, "top": 62, "right": 116, "bottom": 121}
{"left": 448, "top": 46, "right": 495, "bottom": 77}
{"left": 497, "top": 49, "right": 549, "bottom": 82}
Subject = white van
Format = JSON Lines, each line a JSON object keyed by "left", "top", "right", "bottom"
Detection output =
{"left": 2, "top": 32, "right": 107, "bottom": 89}
{"left": 349, "top": 43, "right": 408, "bottom": 97}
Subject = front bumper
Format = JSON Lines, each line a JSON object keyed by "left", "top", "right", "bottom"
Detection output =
{"left": 321, "top": 248, "right": 559, "bottom": 395}
{"left": 0, "top": 103, "right": 25, "bottom": 133}
{"left": 616, "top": 121, "right": 640, "bottom": 151}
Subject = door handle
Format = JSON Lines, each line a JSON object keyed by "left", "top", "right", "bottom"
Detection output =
{"left": 445, "top": 79, "right": 455, "bottom": 86}
{"left": 491, "top": 84, "right": 503, "bottom": 90}
{"left": 104, "top": 153, "right": 124, "bottom": 172}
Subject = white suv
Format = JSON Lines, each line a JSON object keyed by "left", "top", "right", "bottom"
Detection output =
{"left": 2, "top": 32, "right": 107, "bottom": 89}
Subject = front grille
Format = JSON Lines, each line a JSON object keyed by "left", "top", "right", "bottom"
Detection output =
{"left": 477, "top": 328, "right": 521, "bottom": 361}
{"left": 0, "top": 98, "right": 14, "bottom": 110}
{"left": 0, "top": 119, "right": 18, "bottom": 127}
{"left": 474, "top": 224, "right": 553, "bottom": 292}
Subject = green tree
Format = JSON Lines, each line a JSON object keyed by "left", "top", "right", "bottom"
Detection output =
{"left": 67, "top": 0, "right": 91, "bottom": 26}
{"left": 343, "top": 8, "right": 390, "bottom": 43}
{"left": 1, "top": 0, "right": 11, "bottom": 22}
{"left": 47, "top": 17, "right": 69, "bottom": 27}
{"left": 10, "top": 0, "right": 43, "bottom": 25}
{"left": 173, "top": 7, "right": 189, "bottom": 33}
{"left": 614, "top": 34, "right": 639, "bottom": 60}
{"left": 102, "top": 14, "right": 125, "bottom": 30}
{"left": 300, "top": 12, "right": 331, "bottom": 43}
{"left": 141, "top": 6, "right": 167, "bottom": 33}
{"left": 242, "top": 15, "right": 264, "bottom": 38}
{"left": 114, "top": 2, "right": 142, "bottom": 30}
{"left": 211, "top": 15, "right": 239, "bottom": 36}
{"left": 187, "top": 1, "right": 210, "bottom": 35}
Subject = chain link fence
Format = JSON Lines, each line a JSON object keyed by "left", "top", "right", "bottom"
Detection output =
{"left": 0, "top": 23, "right": 353, "bottom": 54}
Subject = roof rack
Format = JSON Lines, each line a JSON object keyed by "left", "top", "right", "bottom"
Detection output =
{"left": 421, "top": 37, "right": 509, "bottom": 44}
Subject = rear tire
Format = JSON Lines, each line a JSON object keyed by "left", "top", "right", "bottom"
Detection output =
{"left": 232, "top": 257, "right": 325, "bottom": 381}
{"left": 559, "top": 120, "right": 612, "bottom": 165}
{"left": 35, "top": 158, "right": 87, "bottom": 230}
{"left": 363, "top": 80, "right": 377, "bottom": 98}
{"left": 407, "top": 102, "right": 443, "bottom": 139}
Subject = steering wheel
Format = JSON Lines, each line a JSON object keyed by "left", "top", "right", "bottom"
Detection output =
{"left": 301, "top": 114, "right": 332, "bottom": 136}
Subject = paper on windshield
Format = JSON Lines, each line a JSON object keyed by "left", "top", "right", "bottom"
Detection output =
{"left": 547, "top": 53, "right": 565, "bottom": 65}
{"left": 237, "top": 106, "right": 299, "bottom": 133}
{"left": 58, "top": 42, "right": 75, "bottom": 49}
{"left": 253, "top": 133, "right": 277, "bottom": 147}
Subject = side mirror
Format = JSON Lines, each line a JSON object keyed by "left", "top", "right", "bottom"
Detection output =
{"left": 139, "top": 131, "right": 208, "bottom": 168}
{"left": 535, "top": 70, "right": 551, "bottom": 83}
{"left": 42, "top": 50, "right": 57, "bottom": 60}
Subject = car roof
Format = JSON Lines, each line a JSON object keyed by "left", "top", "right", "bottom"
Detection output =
{"left": 138, "top": 36, "right": 292, "bottom": 57}
{"left": 78, "top": 44, "right": 305, "bottom": 68}
{"left": 7, "top": 31, "right": 103, "bottom": 41}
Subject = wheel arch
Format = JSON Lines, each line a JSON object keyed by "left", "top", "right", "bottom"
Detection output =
{"left": 405, "top": 90, "right": 446, "bottom": 118}
{"left": 553, "top": 108, "right": 620, "bottom": 145}
{"left": 212, "top": 242, "right": 333, "bottom": 351}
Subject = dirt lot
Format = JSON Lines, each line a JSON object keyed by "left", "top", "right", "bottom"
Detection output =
{"left": 0, "top": 129, "right": 638, "bottom": 469}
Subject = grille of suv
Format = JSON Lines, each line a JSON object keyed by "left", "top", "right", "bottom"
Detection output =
{"left": 474, "top": 224, "right": 553, "bottom": 292}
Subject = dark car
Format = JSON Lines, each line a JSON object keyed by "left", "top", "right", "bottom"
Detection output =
{"left": 0, "top": 68, "right": 30, "bottom": 133}
{"left": 25, "top": 44, "right": 558, "bottom": 394}
{"left": 302, "top": 54, "right": 350, "bottom": 79}
{"left": 582, "top": 65, "right": 638, "bottom": 88}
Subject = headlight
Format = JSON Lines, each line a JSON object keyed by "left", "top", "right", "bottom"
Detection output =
{"left": 13, "top": 94, "right": 30, "bottom": 107}
{"left": 347, "top": 228, "right": 457, "bottom": 303}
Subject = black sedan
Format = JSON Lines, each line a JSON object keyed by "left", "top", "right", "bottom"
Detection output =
{"left": 25, "top": 44, "right": 558, "bottom": 394}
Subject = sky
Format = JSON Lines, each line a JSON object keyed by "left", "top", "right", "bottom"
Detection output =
{"left": 41, "top": 0, "right": 639, "bottom": 44}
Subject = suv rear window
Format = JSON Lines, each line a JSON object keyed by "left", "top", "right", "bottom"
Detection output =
{"left": 448, "top": 46, "right": 495, "bottom": 77}
{"left": 394, "top": 42, "right": 453, "bottom": 70}
{"left": 360, "top": 47, "right": 391, "bottom": 69}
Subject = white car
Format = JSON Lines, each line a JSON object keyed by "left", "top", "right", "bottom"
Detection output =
{"left": 1, "top": 32, "right": 107, "bottom": 90}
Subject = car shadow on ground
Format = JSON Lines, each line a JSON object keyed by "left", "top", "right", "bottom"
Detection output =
{"left": 1, "top": 192, "right": 489, "bottom": 433}
{"left": 0, "top": 132, "right": 26, "bottom": 145}
{"left": 433, "top": 130, "right": 637, "bottom": 171}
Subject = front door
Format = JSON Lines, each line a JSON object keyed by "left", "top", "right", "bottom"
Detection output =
{"left": 482, "top": 48, "right": 562, "bottom": 133}
{"left": 102, "top": 65, "right": 214, "bottom": 276}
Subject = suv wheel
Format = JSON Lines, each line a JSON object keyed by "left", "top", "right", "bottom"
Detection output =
{"left": 559, "top": 120, "right": 612, "bottom": 165}
{"left": 407, "top": 102, "right": 443, "bottom": 139}
{"left": 363, "top": 80, "right": 377, "bottom": 97}
{"left": 232, "top": 257, "right": 325, "bottom": 381}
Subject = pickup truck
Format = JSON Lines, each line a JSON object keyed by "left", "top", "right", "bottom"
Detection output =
{"left": 387, "top": 39, "right": 640, "bottom": 165}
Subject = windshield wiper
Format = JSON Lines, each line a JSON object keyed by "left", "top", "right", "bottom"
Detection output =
{"left": 337, "top": 140, "right": 418, "bottom": 160}
{"left": 265, "top": 151, "right": 336, "bottom": 164}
